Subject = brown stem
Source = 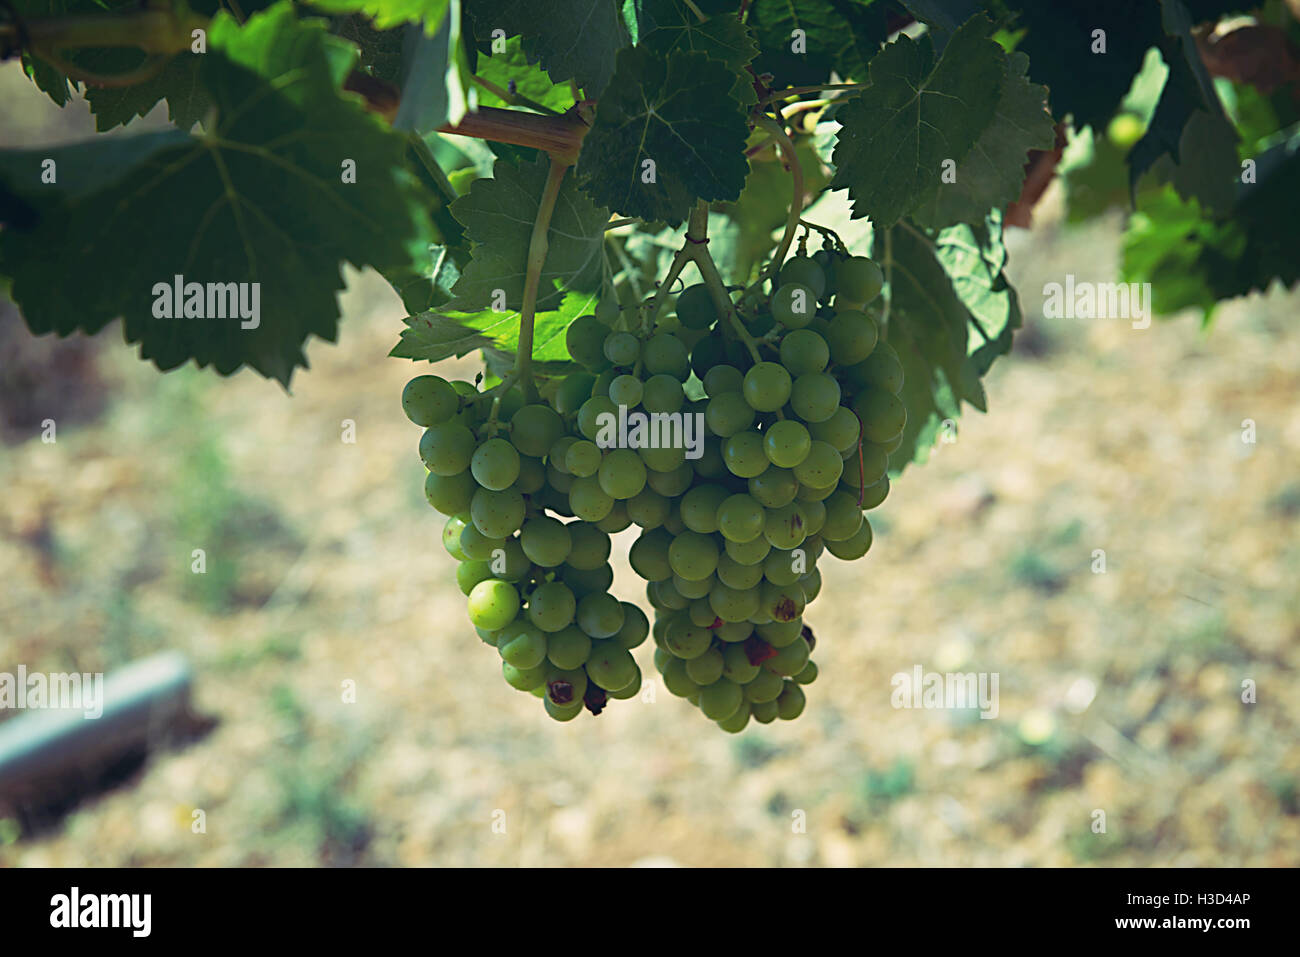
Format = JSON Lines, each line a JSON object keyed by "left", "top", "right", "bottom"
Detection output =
{"left": 437, "top": 106, "right": 588, "bottom": 164}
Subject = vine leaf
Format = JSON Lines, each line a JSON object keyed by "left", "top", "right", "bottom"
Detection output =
{"left": 472, "top": 35, "right": 575, "bottom": 112}
{"left": 746, "top": 0, "right": 891, "bottom": 87}
{"left": 633, "top": 0, "right": 760, "bottom": 105}
{"left": 875, "top": 214, "right": 1019, "bottom": 472}
{"left": 393, "top": 7, "right": 476, "bottom": 132}
{"left": 465, "top": 0, "right": 629, "bottom": 96}
{"left": 390, "top": 312, "right": 494, "bottom": 361}
{"left": 408, "top": 288, "right": 600, "bottom": 362}
{"left": 910, "top": 52, "right": 1056, "bottom": 229}
{"left": 304, "top": 0, "right": 450, "bottom": 31}
{"left": 830, "top": 16, "right": 1004, "bottom": 229}
{"left": 0, "top": 4, "right": 436, "bottom": 386}
{"left": 577, "top": 46, "right": 750, "bottom": 226}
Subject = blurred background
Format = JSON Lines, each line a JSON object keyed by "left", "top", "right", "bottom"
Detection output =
{"left": 1, "top": 59, "right": 1298, "bottom": 867}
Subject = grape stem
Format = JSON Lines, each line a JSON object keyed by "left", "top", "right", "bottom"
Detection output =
{"left": 753, "top": 112, "right": 804, "bottom": 292}
{"left": 644, "top": 246, "right": 692, "bottom": 334}
{"left": 515, "top": 157, "right": 570, "bottom": 403}
{"left": 686, "top": 202, "right": 762, "bottom": 366}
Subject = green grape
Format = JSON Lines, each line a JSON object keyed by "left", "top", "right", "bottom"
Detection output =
{"left": 546, "top": 464, "right": 574, "bottom": 495}
{"left": 796, "top": 481, "right": 836, "bottom": 503}
{"left": 688, "top": 334, "right": 726, "bottom": 377}
{"left": 545, "top": 666, "right": 588, "bottom": 707}
{"left": 499, "top": 621, "right": 549, "bottom": 669}
{"left": 840, "top": 441, "right": 889, "bottom": 492}
{"left": 443, "top": 515, "right": 470, "bottom": 560}
{"left": 764, "top": 634, "right": 810, "bottom": 676}
{"left": 799, "top": 498, "right": 826, "bottom": 537}
{"left": 577, "top": 396, "right": 618, "bottom": 441}
{"left": 604, "top": 331, "right": 641, "bottom": 366}
{"left": 577, "top": 592, "right": 625, "bottom": 638}
{"left": 493, "top": 538, "right": 531, "bottom": 581}
{"left": 459, "top": 523, "right": 505, "bottom": 561}
{"left": 425, "top": 470, "right": 476, "bottom": 515}
{"left": 703, "top": 364, "right": 744, "bottom": 396}
{"left": 419, "top": 422, "right": 476, "bottom": 475}
{"left": 665, "top": 617, "right": 714, "bottom": 659}
{"left": 662, "top": 511, "right": 687, "bottom": 537}
{"left": 607, "top": 665, "right": 642, "bottom": 698}
{"left": 614, "top": 603, "right": 650, "bottom": 649}
{"left": 724, "top": 431, "right": 770, "bottom": 479}
{"left": 403, "top": 375, "right": 459, "bottom": 426}
{"left": 751, "top": 699, "right": 779, "bottom": 723}
{"left": 554, "top": 372, "right": 597, "bottom": 415}
{"left": 852, "top": 388, "right": 907, "bottom": 444}
{"left": 627, "top": 487, "right": 671, "bottom": 528}
{"left": 790, "top": 373, "right": 841, "bottom": 423}
{"left": 762, "top": 580, "right": 806, "bottom": 623}
{"left": 716, "top": 621, "right": 753, "bottom": 643}
{"left": 764, "top": 502, "right": 807, "bottom": 550}
{"left": 762, "top": 548, "right": 803, "bottom": 586}
{"left": 515, "top": 456, "right": 546, "bottom": 494}
{"left": 880, "top": 431, "right": 904, "bottom": 454}
{"left": 792, "top": 441, "right": 844, "bottom": 489}
{"left": 748, "top": 310, "right": 776, "bottom": 336}
{"left": 609, "top": 374, "right": 644, "bottom": 408}
{"left": 742, "top": 362, "right": 792, "bottom": 412}
{"left": 567, "top": 314, "right": 612, "bottom": 369}
{"left": 640, "top": 444, "right": 688, "bottom": 473}
{"left": 693, "top": 437, "right": 728, "bottom": 480}
{"left": 471, "top": 487, "right": 525, "bottom": 539}
{"left": 561, "top": 561, "right": 614, "bottom": 596}
{"left": 756, "top": 618, "right": 803, "bottom": 647}
{"left": 772, "top": 283, "right": 817, "bottom": 329}
{"left": 821, "top": 490, "right": 864, "bottom": 542}
{"left": 681, "top": 484, "right": 730, "bottom": 534}
{"left": 845, "top": 342, "right": 904, "bottom": 395}
{"left": 471, "top": 437, "right": 521, "bottom": 491}
{"left": 778, "top": 255, "right": 827, "bottom": 299}
{"left": 467, "top": 579, "right": 519, "bottom": 630}
{"left": 722, "top": 643, "right": 761, "bottom": 684}
{"left": 586, "top": 641, "right": 638, "bottom": 692}
{"left": 566, "top": 522, "right": 612, "bottom": 569}
{"left": 685, "top": 647, "right": 725, "bottom": 685}
{"left": 717, "top": 493, "right": 765, "bottom": 544}
{"left": 649, "top": 578, "right": 689, "bottom": 610}
{"left": 793, "top": 660, "right": 820, "bottom": 687}
{"left": 456, "top": 560, "right": 493, "bottom": 595}
{"left": 709, "top": 580, "right": 760, "bottom": 622}
{"left": 717, "top": 701, "right": 751, "bottom": 733}
{"left": 476, "top": 625, "right": 500, "bottom": 647}
{"left": 860, "top": 476, "right": 890, "bottom": 510}
{"left": 641, "top": 375, "right": 685, "bottom": 414}
{"left": 834, "top": 256, "right": 884, "bottom": 305}
{"left": 698, "top": 678, "right": 744, "bottom": 720}
{"left": 661, "top": 657, "right": 700, "bottom": 697}
{"left": 527, "top": 581, "right": 576, "bottom": 632}
{"left": 547, "top": 625, "right": 592, "bottom": 669}
{"left": 597, "top": 448, "right": 647, "bottom": 500}
{"left": 673, "top": 573, "right": 714, "bottom": 600}
{"left": 668, "top": 530, "right": 720, "bottom": 581}
{"left": 717, "top": 552, "right": 765, "bottom": 590}
{"left": 748, "top": 467, "right": 799, "bottom": 508}
{"left": 510, "top": 404, "right": 564, "bottom": 457}
{"left": 705, "top": 392, "right": 756, "bottom": 437}
{"left": 544, "top": 697, "right": 585, "bottom": 721}
{"left": 764, "top": 419, "right": 812, "bottom": 469}
{"left": 503, "top": 659, "right": 548, "bottom": 691}
{"left": 690, "top": 598, "right": 720, "bottom": 628}
{"left": 642, "top": 334, "right": 690, "bottom": 379}
{"left": 520, "top": 516, "right": 571, "bottom": 567}
{"left": 779, "top": 329, "right": 829, "bottom": 375}
{"left": 776, "top": 681, "right": 807, "bottom": 720}
{"left": 547, "top": 436, "right": 578, "bottom": 474}
{"left": 743, "top": 667, "right": 784, "bottom": 703}
{"left": 596, "top": 297, "right": 620, "bottom": 325}
{"left": 826, "top": 310, "right": 879, "bottom": 366}
{"left": 824, "top": 517, "right": 873, "bottom": 560}
{"left": 803, "top": 534, "right": 825, "bottom": 561}
{"left": 808, "top": 406, "right": 861, "bottom": 452}
{"left": 630, "top": 528, "right": 674, "bottom": 581}
{"left": 596, "top": 501, "right": 631, "bottom": 534}
{"left": 725, "top": 534, "right": 771, "bottom": 566}
{"left": 675, "top": 283, "right": 718, "bottom": 329}
{"left": 568, "top": 475, "right": 614, "bottom": 522}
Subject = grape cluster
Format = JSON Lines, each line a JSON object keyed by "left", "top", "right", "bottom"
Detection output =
{"left": 404, "top": 243, "right": 903, "bottom": 731}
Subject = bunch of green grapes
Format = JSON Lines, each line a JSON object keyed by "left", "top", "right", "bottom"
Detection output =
{"left": 403, "top": 370, "right": 647, "bottom": 722}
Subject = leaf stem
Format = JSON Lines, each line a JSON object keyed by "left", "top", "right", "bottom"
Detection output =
{"left": 517, "top": 157, "right": 570, "bottom": 400}
{"left": 471, "top": 74, "right": 562, "bottom": 116}
{"left": 604, "top": 217, "right": 638, "bottom": 231}
{"left": 645, "top": 245, "right": 692, "bottom": 332}
{"left": 760, "top": 82, "right": 870, "bottom": 104}
{"left": 686, "top": 201, "right": 761, "bottom": 365}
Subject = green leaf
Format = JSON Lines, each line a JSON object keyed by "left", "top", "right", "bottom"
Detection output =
{"left": 305, "top": 0, "right": 450, "bottom": 31}
{"left": 830, "top": 16, "right": 1005, "bottom": 228}
{"left": 635, "top": 1, "right": 760, "bottom": 105}
{"left": 0, "top": 3, "right": 436, "bottom": 386}
{"left": 434, "top": 286, "right": 602, "bottom": 361}
{"left": 389, "top": 311, "right": 493, "bottom": 361}
{"left": 394, "top": 3, "right": 475, "bottom": 131}
{"left": 465, "top": 0, "right": 630, "bottom": 96}
{"left": 911, "top": 51, "right": 1055, "bottom": 228}
{"left": 82, "top": 53, "right": 214, "bottom": 132}
{"left": 747, "top": 0, "right": 891, "bottom": 88}
{"left": 445, "top": 154, "right": 608, "bottom": 315}
{"left": 873, "top": 215, "right": 1018, "bottom": 472}
{"left": 577, "top": 46, "right": 751, "bottom": 226}
{"left": 472, "top": 35, "right": 575, "bottom": 111}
